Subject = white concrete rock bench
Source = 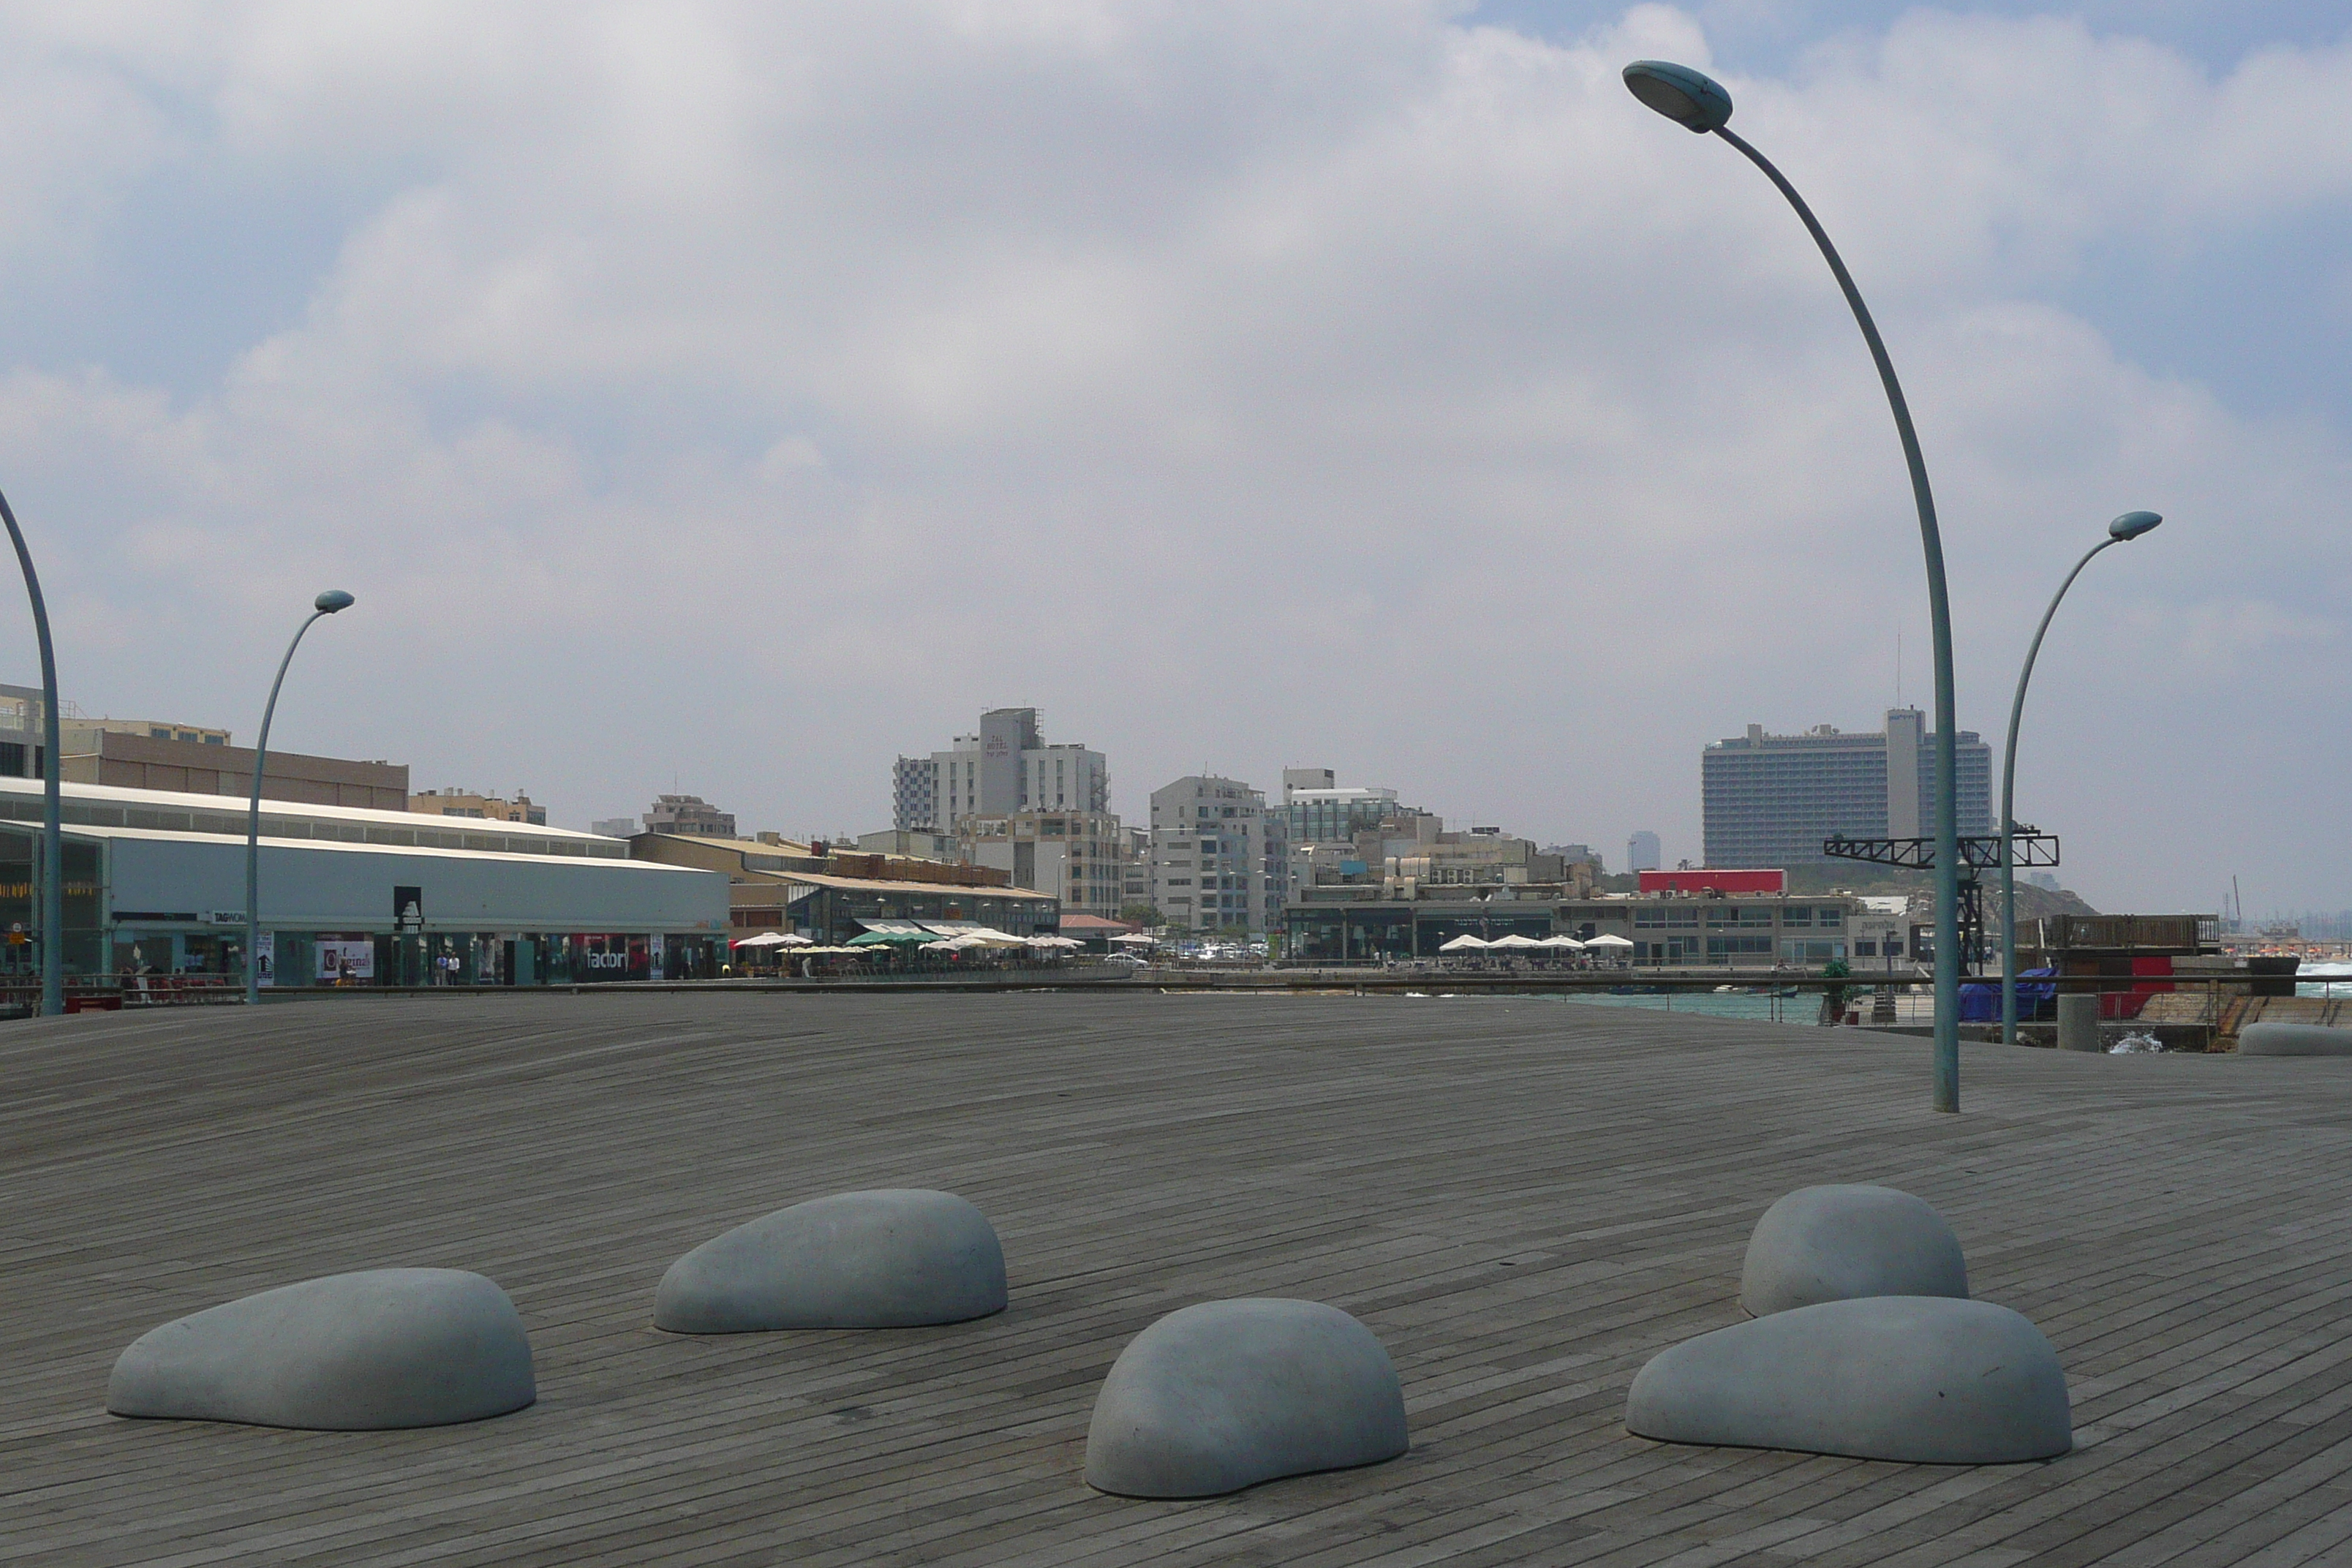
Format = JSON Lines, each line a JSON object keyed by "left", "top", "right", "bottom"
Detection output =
{"left": 1086, "top": 1298, "right": 1409, "bottom": 1498}
{"left": 655, "top": 1188, "right": 1006, "bottom": 1332}
{"left": 1627, "top": 1294, "right": 2071, "bottom": 1463}
{"left": 2239, "top": 1022, "right": 2352, "bottom": 1057}
{"left": 1741, "top": 1183, "right": 1969, "bottom": 1316}
{"left": 108, "top": 1268, "right": 536, "bottom": 1430}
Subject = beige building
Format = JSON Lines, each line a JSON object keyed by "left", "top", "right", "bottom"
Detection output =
{"left": 64, "top": 715, "right": 232, "bottom": 748}
{"left": 410, "top": 787, "right": 548, "bottom": 826}
{"left": 644, "top": 794, "right": 735, "bottom": 837}
{"left": 628, "top": 832, "right": 1055, "bottom": 945}
{"left": 1291, "top": 819, "right": 1594, "bottom": 902}
{"left": 631, "top": 832, "right": 1012, "bottom": 893}
{"left": 957, "top": 810, "right": 1125, "bottom": 920}
{"left": 856, "top": 827, "right": 959, "bottom": 862}
{"left": 61, "top": 728, "right": 407, "bottom": 811}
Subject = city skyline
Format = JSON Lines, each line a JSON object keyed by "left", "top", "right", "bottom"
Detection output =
{"left": 8, "top": 670, "right": 2306, "bottom": 916}
{"left": 0, "top": 4, "right": 2342, "bottom": 915}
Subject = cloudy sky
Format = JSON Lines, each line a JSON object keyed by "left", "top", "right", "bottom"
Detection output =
{"left": 4, "top": 1, "right": 2345, "bottom": 915}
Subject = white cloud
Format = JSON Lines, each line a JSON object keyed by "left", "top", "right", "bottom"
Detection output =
{"left": 0, "top": 3, "right": 2344, "bottom": 910}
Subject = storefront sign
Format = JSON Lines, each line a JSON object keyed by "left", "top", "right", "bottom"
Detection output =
{"left": 317, "top": 940, "right": 375, "bottom": 981}
{"left": 200, "top": 910, "right": 246, "bottom": 925}
{"left": 255, "top": 930, "right": 276, "bottom": 987}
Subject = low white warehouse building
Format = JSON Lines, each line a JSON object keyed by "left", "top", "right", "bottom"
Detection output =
{"left": 0, "top": 775, "right": 729, "bottom": 990}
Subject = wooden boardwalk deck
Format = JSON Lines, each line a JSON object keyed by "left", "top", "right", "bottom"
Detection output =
{"left": 5, "top": 992, "right": 2352, "bottom": 1565}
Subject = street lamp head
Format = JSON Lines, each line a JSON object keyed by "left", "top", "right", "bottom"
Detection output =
{"left": 314, "top": 589, "right": 355, "bottom": 614}
{"left": 1623, "top": 60, "right": 1734, "bottom": 133}
{"left": 2108, "top": 510, "right": 2161, "bottom": 542}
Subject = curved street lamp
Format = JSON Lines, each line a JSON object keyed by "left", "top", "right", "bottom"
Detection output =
{"left": 245, "top": 589, "right": 355, "bottom": 1006}
{"left": 0, "top": 486, "right": 62, "bottom": 1017}
{"left": 1624, "top": 59, "right": 1965, "bottom": 1111}
{"left": 1999, "top": 510, "right": 2162, "bottom": 1044}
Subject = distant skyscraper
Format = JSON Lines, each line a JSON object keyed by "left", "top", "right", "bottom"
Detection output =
{"left": 892, "top": 708, "right": 1108, "bottom": 830}
{"left": 1626, "top": 830, "right": 1662, "bottom": 873}
{"left": 1700, "top": 709, "right": 1991, "bottom": 868}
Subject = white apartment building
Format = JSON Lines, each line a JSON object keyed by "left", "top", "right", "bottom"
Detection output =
{"left": 1150, "top": 775, "right": 1275, "bottom": 934}
{"left": 894, "top": 707, "right": 1109, "bottom": 831}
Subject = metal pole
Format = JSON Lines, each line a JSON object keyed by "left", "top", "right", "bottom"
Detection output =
{"left": 1999, "top": 536, "right": 2117, "bottom": 1044}
{"left": 246, "top": 610, "right": 329, "bottom": 1006}
{"left": 0, "top": 486, "right": 63, "bottom": 1017}
{"left": 1714, "top": 127, "right": 1964, "bottom": 1112}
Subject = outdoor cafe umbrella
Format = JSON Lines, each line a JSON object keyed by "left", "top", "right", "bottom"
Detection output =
{"left": 1539, "top": 935, "right": 1586, "bottom": 950}
{"left": 1111, "top": 932, "right": 1157, "bottom": 946}
{"left": 734, "top": 932, "right": 789, "bottom": 948}
{"left": 1584, "top": 933, "right": 1634, "bottom": 951}
{"left": 1488, "top": 934, "right": 1545, "bottom": 950}
{"left": 1439, "top": 934, "right": 1490, "bottom": 952}
{"left": 845, "top": 929, "right": 933, "bottom": 948}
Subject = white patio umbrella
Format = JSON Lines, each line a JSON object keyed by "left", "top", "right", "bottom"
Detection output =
{"left": 1439, "top": 934, "right": 1490, "bottom": 952}
{"left": 1488, "top": 934, "right": 1545, "bottom": 950}
{"left": 734, "top": 932, "right": 788, "bottom": 948}
{"left": 1111, "top": 932, "right": 1157, "bottom": 945}
{"left": 1540, "top": 935, "right": 1586, "bottom": 950}
{"left": 777, "top": 932, "right": 815, "bottom": 946}
{"left": 1585, "top": 933, "right": 1634, "bottom": 949}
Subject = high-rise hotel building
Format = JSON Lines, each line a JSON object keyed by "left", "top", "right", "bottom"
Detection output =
{"left": 1701, "top": 708, "right": 1991, "bottom": 868}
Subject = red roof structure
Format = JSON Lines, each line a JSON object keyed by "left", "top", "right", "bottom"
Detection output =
{"left": 1638, "top": 868, "right": 1786, "bottom": 895}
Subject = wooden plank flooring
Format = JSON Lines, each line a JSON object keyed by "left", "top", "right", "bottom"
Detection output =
{"left": 6, "top": 992, "right": 2352, "bottom": 1564}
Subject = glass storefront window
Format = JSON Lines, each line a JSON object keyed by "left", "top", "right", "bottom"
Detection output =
{"left": 0, "top": 829, "right": 105, "bottom": 978}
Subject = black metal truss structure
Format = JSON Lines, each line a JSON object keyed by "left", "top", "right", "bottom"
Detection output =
{"left": 1821, "top": 829, "right": 2061, "bottom": 972}
{"left": 1820, "top": 830, "right": 2059, "bottom": 872}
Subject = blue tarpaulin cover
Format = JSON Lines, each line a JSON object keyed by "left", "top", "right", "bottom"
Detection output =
{"left": 1959, "top": 968, "right": 2056, "bottom": 1022}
